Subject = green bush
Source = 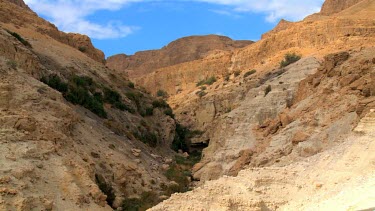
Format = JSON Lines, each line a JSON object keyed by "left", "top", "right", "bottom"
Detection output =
{"left": 234, "top": 71, "right": 241, "bottom": 77}
{"left": 205, "top": 76, "right": 217, "bottom": 85}
{"left": 128, "top": 81, "right": 135, "bottom": 88}
{"left": 196, "top": 90, "right": 207, "bottom": 98}
{"left": 6, "top": 60, "right": 17, "bottom": 69}
{"left": 264, "top": 85, "right": 272, "bottom": 97}
{"left": 134, "top": 130, "right": 158, "bottom": 147}
{"left": 171, "top": 123, "right": 189, "bottom": 152}
{"left": 157, "top": 89, "right": 168, "bottom": 97}
{"left": 41, "top": 75, "right": 68, "bottom": 93}
{"left": 78, "top": 46, "right": 87, "bottom": 52}
{"left": 164, "top": 164, "right": 189, "bottom": 193}
{"left": 145, "top": 107, "right": 154, "bottom": 116}
{"left": 152, "top": 99, "right": 169, "bottom": 108}
{"left": 41, "top": 74, "right": 107, "bottom": 118}
{"left": 6, "top": 30, "right": 32, "bottom": 48}
{"left": 196, "top": 76, "right": 217, "bottom": 87}
{"left": 122, "top": 191, "right": 160, "bottom": 211}
{"left": 71, "top": 75, "right": 94, "bottom": 88}
{"left": 65, "top": 85, "right": 107, "bottom": 118}
{"left": 244, "top": 69, "right": 256, "bottom": 78}
{"left": 103, "top": 87, "right": 121, "bottom": 104}
{"left": 280, "top": 53, "right": 301, "bottom": 68}
{"left": 164, "top": 108, "right": 175, "bottom": 118}
{"left": 126, "top": 91, "right": 142, "bottom": 107}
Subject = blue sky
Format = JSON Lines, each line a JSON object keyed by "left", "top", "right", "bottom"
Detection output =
{"left": 24, "top": 0, "right": 324, "bottom": 57}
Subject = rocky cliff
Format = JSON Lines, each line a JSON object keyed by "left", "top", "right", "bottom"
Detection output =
{"left": 110, "top": 0, "right": 374, "bottom": 99}
{"left": 0, "top": 0, "right": 105, "bottom": 63}
{"left": 140, "top": 0, "right": 374, "bottom": 184}
{"left": 151, "top": 44, "right": 375, "bottom": 209}
{"left": 146, "top": 0, "right": 375, "bottom": 209}
{"left": 320, "top": 0, "right": 364, "bottom": 15}
{"left": 0, "top": 0, "right": 192, "bottom": 210}
{"left": 106, "top": 35, "right": 253, "bottom": 79}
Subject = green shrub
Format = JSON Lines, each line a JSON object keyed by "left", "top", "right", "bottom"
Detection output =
{"left": 200, "top": 86, "right": 207, "bottom": 91}
{"left": 122, "top": 191, "right": 160, "bottom": 211}
{"left": 134, "top": 130, "right": 158, "bottom": 147}
{"left": 264, "top": 85, "right": 272, "bottom": 97}
{"left": 164, "top": 108, "right": 175, "bottom": 118}
{"left": 103, "top": 87, "right": 121, "bottom": 104}
{"left": 152, "top": 99, "right": 169, "bottom": 108}
{"left": 164, "top": 164, "right": 189, "bottom": 193}
{"left": 244, "top": 69, "right": 256, "bottom": 78}
{"left": 41, "top": 75, "right": 68, "bottom": 93}
{"left": 196, "top": 76, "right": 217, "bottom": 86}
{"left": 128, "top": 81, "right": 135, "bottom": 88}
{"left": 280, "top": 53, "right": 301, "bottom": 68}
{"left": 157, "top": 89, "right": 168, "bottom": 97}
{"left": 71, "top": 75, "right": 94, "bottom": 88}
{"left": 41, "top": 74, "right": 107, "bottom": 118}
{"left": 6, "top": 60, "right": 17, "bottom": 69}
{"left": 6, "top": 30, "right": 32, "bottom": 48}
{"left": 171, "top": 123, "right": 189, "bottom": 152}
{"left": 65, "top": 85, "right": 107, "bottom": 118}
{"left": 78, "top": 46, "right": 87, "bottom": 52}
{"left": 205, "top": 76, "right": 217, "bottom": 85}
{"left": 126, "top": 91, "right": 142, "bottom": 108}
{"left": 234, "top": 71, "right": 241, "bottom": 77}
{"left": 196, "top": 90, "right": 207, "bottom": 98}
{"left": 145, "top": 107, "right": 154, "bottom": 116}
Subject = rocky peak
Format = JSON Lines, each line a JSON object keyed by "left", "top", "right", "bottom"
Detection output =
{"left": 106, "top": 35, "right": 253, "bottom": 78}
{"left": 320, "top": 0, "right": 364, "bottom": 15}
{"left": 5, "top": 0, "right": 30, "bottom": 10}
{"left": 261, "top": 19, "right": 293, "bottom": 39}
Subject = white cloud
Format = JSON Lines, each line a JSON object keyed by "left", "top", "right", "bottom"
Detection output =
{"left": 24, "top": 0, "right": 324, "bottom": 39}
{"left": 209, "top": 9, "right": 242, "bottom": 19}
{"left": 197, "top": 0, "right": 325, "bottom": 22}
{"left": 24, "top": 0, "right": 142, "bottom": 39}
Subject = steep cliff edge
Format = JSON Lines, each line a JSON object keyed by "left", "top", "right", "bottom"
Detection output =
{"left": 0, "top": 0, "right": 193, "bottom": 210}
{"left": 151, "top": 45, "right": 375, "bottom": 211}
{"left": 320, "top": 0, "right": 364, "bottom": 15}
{"left": 147, "top": 1, "right": 375, "bottom": 208}
{"left": 0, "top": 0, "right": 105, "bottom": 63}
{"left": 117, "top": 0, "right": 374, "bottom": 98}
{"left": 107, "top": 35, "right": 253, "bottom": 79}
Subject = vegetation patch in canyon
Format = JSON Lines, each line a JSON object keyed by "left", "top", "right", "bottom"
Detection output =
{"left": 6, "top": 29, "right": 32, "bottom": 48}
{"left": 196, "top": 76, "right": 217, "bottom": 86}
{"left": 280, "top": 53, "right": 301, "bottom": 68}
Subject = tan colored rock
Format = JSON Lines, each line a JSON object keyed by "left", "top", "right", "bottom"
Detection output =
{"left": 320, "top": 0, "right": 363, "bottom": 15}
{"left": 161, "top": 164, "right": 170, "bottom": 171}
{"left": 279, "top": 112, "right": 292, "bottom": 127}
{"left": 107, "top": 35, "right": 253, "bottom": 79}
{"left": 291, "top": 131, "right": 310, "bottom": 145}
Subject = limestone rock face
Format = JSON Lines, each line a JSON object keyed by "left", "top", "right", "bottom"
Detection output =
{"left": 6, "top": 0, "right": 30, "bottom": 10}
{"left": 320, "top": 0, "right": 363, "bottom": 15}
{"left": 106, "top": 35, "right": 253, "bottom": 78}
{"left": 0, "top": 0, "right": 105, "bottom": 63}
{"left": 66, "top": 33, "right": 105, "bottom": 63}
{"left": 0, "top": 1, "right": 180, "bottom": 210}
{"left": 118, "top": 0, "right": 374, "bottom": 97}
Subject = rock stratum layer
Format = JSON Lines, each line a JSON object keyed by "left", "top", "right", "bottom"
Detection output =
{"left": 107, "top": 35, "right": 253, "bottom": 79}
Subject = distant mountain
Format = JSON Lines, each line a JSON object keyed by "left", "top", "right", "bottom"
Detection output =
{"left": 107, "top": 35, "right": 253, "bottom": 78}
